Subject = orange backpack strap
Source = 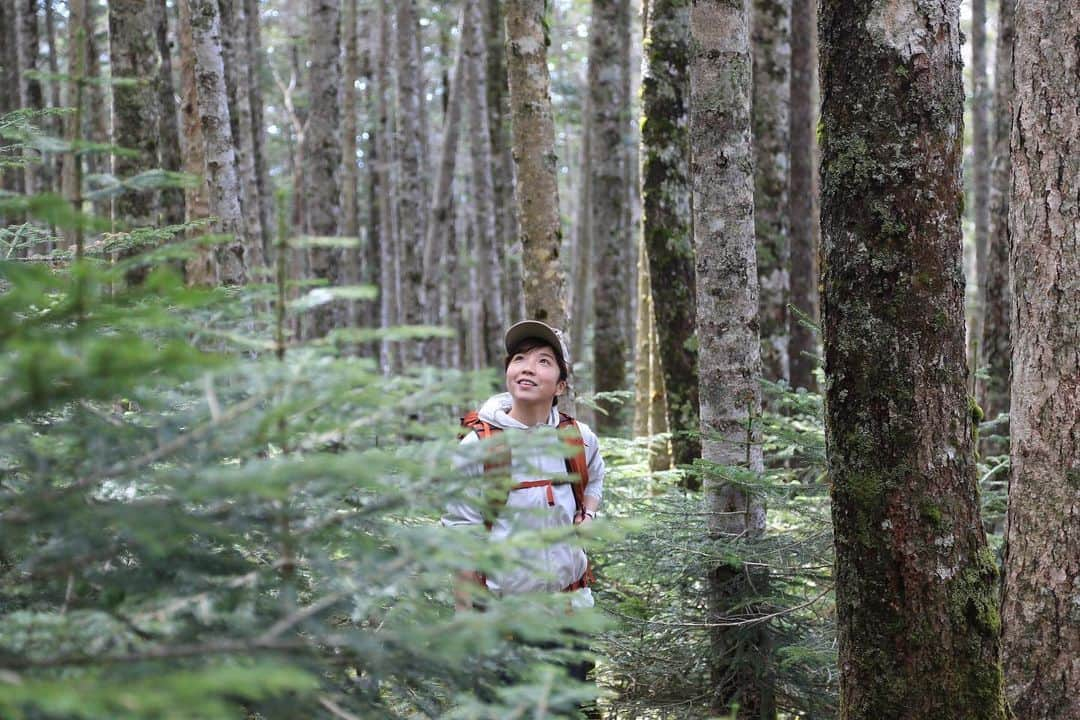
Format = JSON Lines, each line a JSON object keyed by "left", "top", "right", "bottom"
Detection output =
{"left": 557, "top": 413, "right": 589, "bottom": 517}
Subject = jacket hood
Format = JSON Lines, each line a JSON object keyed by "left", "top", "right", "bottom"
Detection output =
{"left": 476, "top": 392, "right": 561, "bottom": 429}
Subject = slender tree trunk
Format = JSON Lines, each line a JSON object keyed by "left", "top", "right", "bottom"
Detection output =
{"left": 620, "top": 1, "right": 640, "bottom": 355}
{"left": 177, "top": 0, "right": 216, "bottom": 284}
{"left": 752, "top": 0, "right": 791, "bottom": 385}
{"left": 465, "top": 0, "right": 505, "bottom": 364}
{"left": 485, "top": 0, "right": 523, "bottom": 323}
{"left": 156, "top": 0, "right": 185, "bottom": 226}
{"left": 395, "top": 0, "right": 428, "bottom": 340}
{"left": 245, "top": 0, "right": 273, "bottom": 257}
{"left": 1001, "top": 1, "right": 1080, "bottom": 717}
{"left": 59, "top": 0, "right": 86, "bottom": 246}
{"left": 0, "top": 0, "right": 22, "bottom": 222}
{"left": 787, "top": 0, "right": 818, "bottom": 392}
{"left": 17, "top": 0, "right": 44, "bottom": 196}
{"left": 221, "top": 0, "right": 264, "bottom": 269}
{"left": 642, "top": 0, "right": 698, "bottom": 465}
{"left": 86, "top": 11, "right": 111, "bottom": 224}
{"left": 304, "top": 0, "right": 342, "bottom": 336}
{"left": 977, "top": 0, "right": 1013, "bottom": 425}
{"left": 634, "top": 234, "right": 672, "bottom": 468}
{"left": 589, "top": 0, "right": 630, "bottom": 432}
{"left": 570, "top": 83, "right": 592, "bottom": 368}
{"left": 421, "top": 3, "right": 466, "bottom": 336}
{"left": 109, "top": 0, "right": 161, "bottom": 230}
{"left": 819, "top": 1, "right": 1008, "bottom": 717}
{"left": 690, "top": 2, "right": 773, "bottom": 716}
{"left": 44, "top": 0, "right": 61, "bottom": 198}
{"left": 187, "top": 0, "right": 247, "bottom": 285}
{"left": 969, "top": 0, "right": 990, "bottom": 373}
{"left": 374, "top": 0, "right": 400, "bottom": 373}
{"left": 503, "top": 0, "right": 568, "bottom": 334}
{"left": 341, "top": 0, "right": 359, "bottom": 243}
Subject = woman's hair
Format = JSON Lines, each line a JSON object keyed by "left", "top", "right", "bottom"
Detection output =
{"left": 504, "top": 337, "right": 568, "bottom": 383}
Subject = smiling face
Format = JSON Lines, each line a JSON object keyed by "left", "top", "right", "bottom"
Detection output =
{"left": 504, "top": 342, "right": 567, "bottom": 408}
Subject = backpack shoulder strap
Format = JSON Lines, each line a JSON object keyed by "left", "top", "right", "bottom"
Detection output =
{"left": 460, "top": 411, "right": 500, "bottom": 441}
{"left": 557, "top": 412, "right": 589, "bottom": 514}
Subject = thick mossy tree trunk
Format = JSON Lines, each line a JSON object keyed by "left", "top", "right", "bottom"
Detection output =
{"left": 589, "top": 0, "right": 630, "bottom": 433}
{"left": 977, "top": 0, "right": 1013, "bottom": 425}
{"left": 819, "top": 1, "right": 1008, "bottom": 718}
{"left": 16, "top": 0, "right": 44, "bottom": 196}
{"left": 641, "top": 0, "right": 699, "bottom": 465}
{"left": 690, "top": 1, "right": 773, "bottom": 717}
{"left": 187, "top": 0, "right": 247, "bottom": 285}
{"left": 109, "top": 0, "right": 162, "bottom": 229}
{"left": 751, "top": 0, "right": 791, "bottom": 386}
{"left": 786, "top": 0, "right": 818, "bottom": 392}
{"left": 503, "top": 0, "right": 568, "bottom": 333}
{"left": 304, "top": 0, "right": 342, "bottom": 337}
{"left": 1001, "top": 1, "right": 1080, "bottom": 717}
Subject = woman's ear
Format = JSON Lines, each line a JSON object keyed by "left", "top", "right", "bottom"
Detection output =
{"left": 556, "top": 379, "right": 567, "bottom": 397}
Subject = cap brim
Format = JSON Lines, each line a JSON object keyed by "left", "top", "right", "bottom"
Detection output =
{"left": 504, "top": 320, "right": 565, "bottom": 362}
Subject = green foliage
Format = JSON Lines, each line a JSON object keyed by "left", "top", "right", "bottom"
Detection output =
{"left": 596, "top": 384, "right": 838, "bottom": 718}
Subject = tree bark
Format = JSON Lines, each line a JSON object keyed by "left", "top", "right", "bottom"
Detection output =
{"left": 589, "top": 0, "right": 630, "bottom": 433}
{"left": 503, "top": 0, "right": 568, "bottom": 333}
{"left": 484, "top": 0, "right": 523, "bottom": 323}
{"left": 642, "top": 0, "right": 698, "bottom": 465}
{"left": 1001, "top": 1, "right": 1080, "bottom": 717}
{"left": 690, "top": 2, "right": 773, "bottom": 716}
{"left": 752, "top": 0, "right": 791, "bottom": 385}
{"left": 395, "top": 0, "right": 428, "bottom": 339}
{"left": 787, "top": 0, "right": 818, "bottom": 392}
{"left": 969, "top": 0, "right": 990, "bottom": 373}
{"left": 17, "top": 0, "right": 44, "bottom": 196}
{"left": 465, "top": 0, "right": 505, "bottom": 364}
{"left": 374, "top": 0, "right": 401, "bottom": 373}
{"left": 421, "top": 3, "right": 466, "bottom": 338}
{"left": 109, "top": 0, "right": 162, "bottom": 228}
{"left": 220, "top": 0, "right": 264, "bottom": 269}
{"left": 156, "top": 0, "right": 185, "bottom": 227}
{"left": 187, "top": 0, "right": 247, "bottom": 285}
{"left": 818, "top": 0, "right": 1008, "bottom": 717}
{"left": 304, "top": 0, "right": 342, "bottom": 336}
{"left": 59, "top": 0, "right": 87, "bottom": 247}
{"left": 341, "top": 0, "right": 359, "bottom": 243}
{"left": 977, "top": 0, "right": 1013, "bottom": 425}
{"left": 245, "top": 0, "right": 273, "bottom": 257}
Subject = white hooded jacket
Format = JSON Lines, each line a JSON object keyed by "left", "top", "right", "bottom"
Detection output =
{"left": 442, "top": 393, "right": 605, "bottom": 604}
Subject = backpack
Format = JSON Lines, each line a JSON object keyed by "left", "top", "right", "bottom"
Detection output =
{"left": 459, "top": 410, "right": 593, "bottom": 591}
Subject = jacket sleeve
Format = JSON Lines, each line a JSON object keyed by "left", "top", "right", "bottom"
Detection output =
{"left": 580, "top": 423, "right": 605, "bottom": 503}
{"left": 441, "top": 431, "right": 485, "bottom": 527}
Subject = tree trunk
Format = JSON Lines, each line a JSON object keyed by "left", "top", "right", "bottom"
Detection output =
{"left": 642, "top": 0, "right": 698, "bottom": 465}
{"left": 570, "top": 81, "right": 592, "bottom": 368}
{"left": 752, "top": 0, "right": 791, "bottom": 385}
{"left": 819, "top": 1, "right": 1008, "bottom": 717}
{"left": 421, "top": 3, "right": 466, "bottom": 337}
{"left": 59, "top": 0, "right": 86, "bottom": 247}
{"left": 109, "top": 0, "right": 161, "bottom": 228}
{"left": 177, "top": 0, "right": 215, "bottom": 284}
{"left": 969, "top": 0, "right": 990, "bottom": 373}
{"left": 1001, "top": 1, "right": 1080, "bottom": 716}
{"left": 374, "top": 0, "right": 401, "bottom": 373}
{"left": 486, "top": 0, "right": 524, "bottom": 322}
{"left": 304, "top": 0, "right": 342, "bottom": 336}
{"left": 977, "top": 0, "right": 1013, "bottom": 425}
{"left": 690, "top": 2, "right": 773, "bottom": 716}
{"left": 156, "top": 0, "right": 185, "bottom": 227}
{"left": 245, "top": 0, "right": 273, "bottom": 257}
{"left": 503, "top": 0, "right": 568, "bottom": 334}
{"left": 17, "top": 0, "right": 44, "bottom": 198}
{"left": 465, "top": 0, "right": 505, "bottom": 365}
{"left": 589, "top": 0, "right": 630, "bottom": 433}
{"left": 220, "top": 0, "right": 264, "bottom": 269}
{"left": 187, "top": 0, "right": 247, "bottom": 285}
{"left": 395, "top": 0, "right": 428, "bottom": 340}
{"left": 787, "top": 0, "right": 818, "bottom": 392}
{"left": 341, "top": 0, "right": 359, "bottom": 243}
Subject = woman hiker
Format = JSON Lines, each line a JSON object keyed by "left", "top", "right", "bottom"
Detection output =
{"left": 442, "top": 320, "right": 606, "bottom": 705}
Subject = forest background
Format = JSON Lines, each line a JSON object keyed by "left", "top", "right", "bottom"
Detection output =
{"left": 0, "top": 0, "right": 1076, "bottom": 718}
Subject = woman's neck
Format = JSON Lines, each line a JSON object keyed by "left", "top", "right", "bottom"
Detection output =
{"left": 508, "top": 401, "right": 551, "bottom": 428}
